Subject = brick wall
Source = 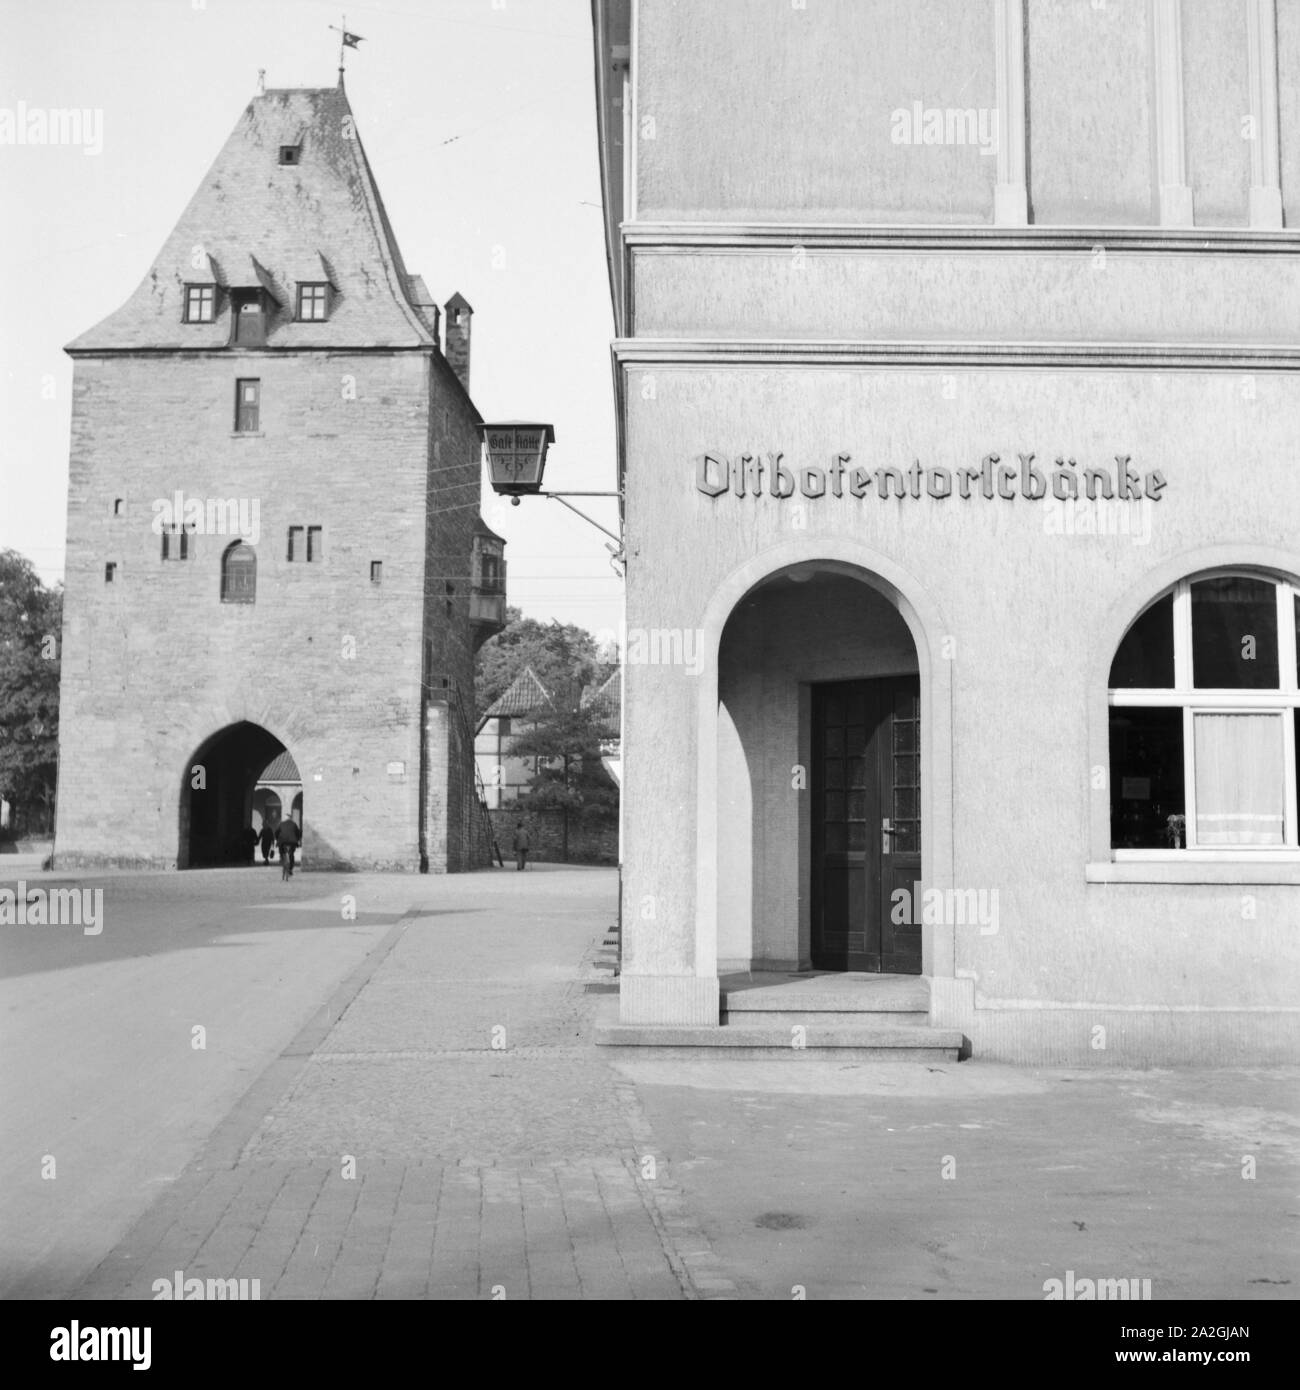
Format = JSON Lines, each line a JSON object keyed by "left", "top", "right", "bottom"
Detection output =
{"left": 422, "top": 353, "right": 485, "bottom": 871}
{"left": 488, "top": 808, "right": 619, "bottom": 866}
{"left": 54, "top": 349, "right": 483, "bottom": 872}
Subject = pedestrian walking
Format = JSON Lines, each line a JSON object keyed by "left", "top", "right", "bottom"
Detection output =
{"left": 512, "top": 821, "right": 530, "bottom": 871}
{"left": 276, "top": 815, "right": 301, "bottom": 879}
{"left": 258, "top": 821, "right": 275, "bottom": 864}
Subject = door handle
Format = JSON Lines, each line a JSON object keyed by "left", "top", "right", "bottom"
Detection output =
{"left": 882, "top": 817, "right": 894, "bottom": 855}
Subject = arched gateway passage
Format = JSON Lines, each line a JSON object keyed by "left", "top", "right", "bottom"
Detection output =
{"left": 179, "top": 722, "right": 293, "bottom": 867}
{"left": 715, "top": 565, "right": 924, "bottom": 974}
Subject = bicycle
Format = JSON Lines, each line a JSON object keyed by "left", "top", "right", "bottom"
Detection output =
{"left": 280, "top": 844, "right": 296, "bottom": 881}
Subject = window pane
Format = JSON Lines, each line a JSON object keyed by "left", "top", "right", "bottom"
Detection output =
{"left": 1193, "top": 713, "right": 1285, "bottom": 846}
{"left": 1109, "top": 592, "right": 1174, "bottom": 688}
{"left": 1109, "top": 707, "right": 1185, "bottom": 848}
{"left": 1191, "top": 577, "right": 1279, "bottom": 689}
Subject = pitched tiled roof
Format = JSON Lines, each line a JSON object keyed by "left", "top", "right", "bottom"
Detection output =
{"left": 257, "top": 751, "right": 301, "bottom": 783}
{"left": 67, "top": 85, "right": 435, "bottom": 352}
{"left": 483, "top": 666, "right": 555, "bottom": 720}
{"left": 474, "top": 514, "right": 505, "bottom": 543}
{"left": 580, "top": 666, "right": 622, "bottom": 726}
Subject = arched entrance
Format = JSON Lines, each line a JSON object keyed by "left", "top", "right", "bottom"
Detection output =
{"left": 675, "top": 540, "right": 957, "bottom": 1019}
{"left": 251, "top": 788, "right": 281, "bottom": 834}
{"left": 179, "top": 722, "right": 290, "bottom": 868}
{"left": 715, "top": 565, "right": 923, "bottom": 974}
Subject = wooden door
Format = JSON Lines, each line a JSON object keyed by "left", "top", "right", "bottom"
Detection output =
{"left": 811, "top": 676, "right": 921, "bottom": 973}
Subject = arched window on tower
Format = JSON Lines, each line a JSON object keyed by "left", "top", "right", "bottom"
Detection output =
{"left": 221, "top": 541, "right": 256, "bottom": 604}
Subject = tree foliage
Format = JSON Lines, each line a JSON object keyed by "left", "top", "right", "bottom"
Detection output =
{"left": 510, "top": 706, "right": 619, "bottom": 821}
{"left": 0, "top": 550, "right": 62, "bottom": 832}
{"left": 475, "top": 608, "right": 602, "bottom": 714}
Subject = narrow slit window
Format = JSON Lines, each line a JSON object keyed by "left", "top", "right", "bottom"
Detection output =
{"left": 287, "top": 526, "right": 304, "bottom": 562}
{"left": 307, "top": 526, "right": 323, "bottom": 562}
{"left": 161, "top": 524, "right": 193, "bottom": 562}
{"left": 370, "top": 561, "right": 383, "bottom": 584}
{"left": 104, "top": 562, "right": 117, "bottom": 583}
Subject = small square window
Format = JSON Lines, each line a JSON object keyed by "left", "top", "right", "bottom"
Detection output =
{"left": 184, "top": 284, "right": 215, "bottom": 323}
{"left": 105, "top": 562, "right": 117, "bottom": 583}
{"left": 297, "top": 283, "right": 328, "bottom": 321}
{"left": 307, "top": 526, "right": 323, "bottom": 562}
{"left": 279, "top": 145, "right": 301, "bottom": 165}
{"left": 287, "top": 526, "right": 304, "bottom": 562}
{"left": 370, "top": 561, "right": 383, "bottom": 584}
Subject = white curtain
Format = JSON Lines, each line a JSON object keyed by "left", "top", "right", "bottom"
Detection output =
{"left": 1194, "top": 713, "right": 1285, "bottom": 846}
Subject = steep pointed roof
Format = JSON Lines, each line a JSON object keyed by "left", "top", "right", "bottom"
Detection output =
{"left": 474, "top": 513, "right": 505, "bottom": 544}
{"left": 68, "top": 86, "right": 435, "bottom": 352}
{"left": 483, "top": 666, "right": 555, "bottom": 720}
{"left": 580, "top": 665, "right": 622, "bottom": 727}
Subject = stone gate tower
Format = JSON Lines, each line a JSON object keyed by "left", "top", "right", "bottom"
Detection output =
{"left": 54, "top": 81, "right": 506, "bottom": 871}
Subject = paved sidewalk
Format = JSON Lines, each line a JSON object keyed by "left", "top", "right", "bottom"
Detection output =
{"left": 610, "top": 1058, "right": 1300, "bottom": 1301}
{"left": 72, "top": 865, "right": 726, "bottom": 1300}
{"left": 47, "top": 862, "right": 1300, "bottom": 1302}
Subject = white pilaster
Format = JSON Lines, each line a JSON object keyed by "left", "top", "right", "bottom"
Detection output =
{"left": 1151, "top": 0, "right": 1194, "bottom": 226}
{"left": 1247, "top": 0, "right": 1284, "bottom": 227}
{"left": 994, "top": 0, "right": 1028, "bottom": 224}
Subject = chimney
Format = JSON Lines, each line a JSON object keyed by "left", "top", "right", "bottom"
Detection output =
{"left": 444, "top": 292, "right": 472, "bottom": 394}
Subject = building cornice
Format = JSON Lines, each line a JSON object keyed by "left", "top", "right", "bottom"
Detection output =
{"left": 65, "top": 345, "right": 437, "bottom": 358}
{"left": 612, "top": 338, "right": 1300, "bottom": 371}
{"left": 621, "top": 222, "right": 1300, "bottom": 254}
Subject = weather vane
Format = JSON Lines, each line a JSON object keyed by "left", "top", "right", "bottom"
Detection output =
{"left": 329, "top": 15, "right": 365, "bottom": 82}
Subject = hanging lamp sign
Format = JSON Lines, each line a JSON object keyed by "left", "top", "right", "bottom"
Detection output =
{"left": 482, "top": 422, "right": 556, "bottom": 496}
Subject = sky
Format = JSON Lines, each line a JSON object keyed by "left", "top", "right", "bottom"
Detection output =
{"left": 0, "top": 0, "right": 622, "bottom": 638}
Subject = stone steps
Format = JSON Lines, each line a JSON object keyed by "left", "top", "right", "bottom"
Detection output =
{"left": 720, "top": 1008, "right": 934, "bottom": 1027}
{"left": 594, "top": 1000, "right": 964, "bottom": 1061}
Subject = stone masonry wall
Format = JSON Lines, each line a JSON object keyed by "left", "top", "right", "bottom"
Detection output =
{"left": 422, "top": 353, "right": 487, "bottom": 871}
{"left": 488, "top": 808, "right": 619, "bottom": 866}
{"left": 55, "top": 349, "right": 442, "bottom": 870}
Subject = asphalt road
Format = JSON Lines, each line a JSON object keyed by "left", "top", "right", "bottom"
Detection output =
{"left": 0, "top": 866, "right": 407, "bottom": 1297}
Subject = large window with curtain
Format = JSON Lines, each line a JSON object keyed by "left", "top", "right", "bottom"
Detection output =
{"left": 1108, "top": 572, "right": 1300, "bottom": 855}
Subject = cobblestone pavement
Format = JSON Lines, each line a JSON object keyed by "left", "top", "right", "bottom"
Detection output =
{"left": 70, "top": 866, "right": 733, "bottom": 1300}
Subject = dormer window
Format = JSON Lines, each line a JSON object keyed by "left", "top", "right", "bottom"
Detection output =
{"left": 279, "top": 144, "right": 301, "bottom": 165}
{"left": 230, "top": 288, "right": 267, "bottom": 346}
{"left": 183, "top": 284, "right": 215, "bottom": 323}
{"left": 297, "top": 283, "right": 329, "bottom": 322}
